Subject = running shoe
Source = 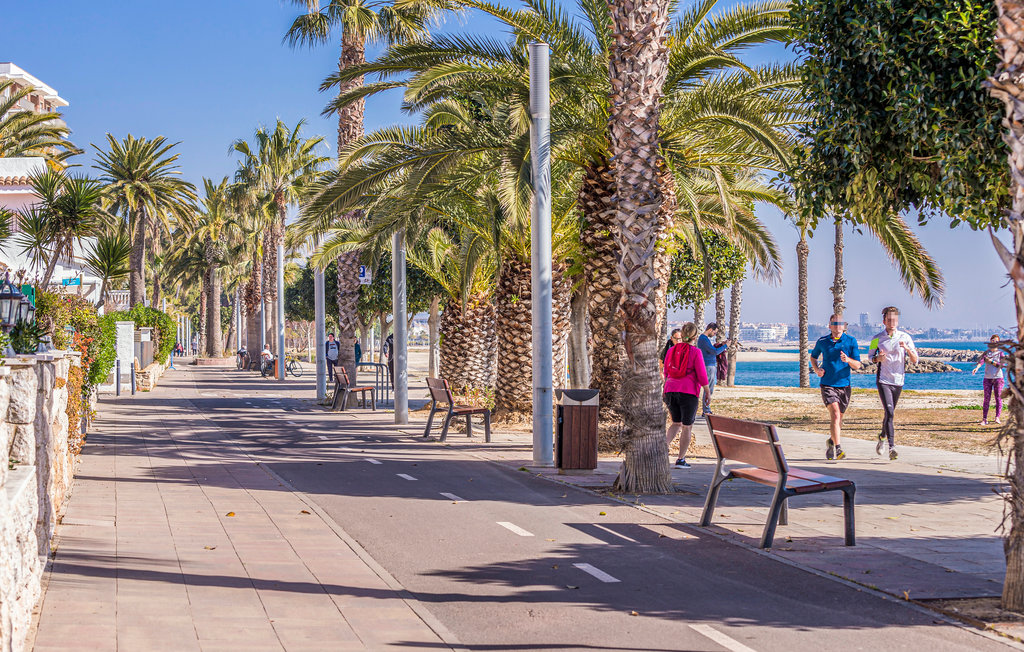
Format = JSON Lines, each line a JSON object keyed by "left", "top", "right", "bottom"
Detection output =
{"left": 876, "top": 433, "right": 885, "bottom": 456}
{"left": 835, "top": 445, "right": 846, "bottom": 460}
{"left": 889, "top": 447, "right": 898, "bottom": 461}
{"left": 980, "top": 419, "right": 988, "bottom": 426}
{"left": 674, "top": 458, "right": 691, "bottom": 469}
{"left": 995, "top": 417, "right": 1002, "bottom": 425}
{"left": 826, "top": 439, "right": 835, "bottom": 460}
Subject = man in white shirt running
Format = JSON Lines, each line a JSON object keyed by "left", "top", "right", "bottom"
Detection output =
{"left": 869, "top": 306, "right": 918, "bottom": 460}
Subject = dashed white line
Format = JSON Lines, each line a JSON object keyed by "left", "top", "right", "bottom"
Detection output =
{"left": 440, "top": 492, "right": 466, "bottom": 502}
{"left": 573, "top": 563, "right": 620, "bottom": 583}
{"left": 497, "top": 522, "right": 534, "bottom": 537}
{"left": 317, "top": 435, "right": 328, "bottom": 440}
{"left": 397, "top": 473, "right": 417, "bottom": 481}
{"left": 592, "top": 524, "right": 639, "bottom": 543}
{"left": 366, "top": 459, "right": 383, "bottom": 465}
{"left": 286, "top": 421, "right": 298, "bottom": 426}
{"left": 689, "top": 625, "right": 757, "bottom": 652}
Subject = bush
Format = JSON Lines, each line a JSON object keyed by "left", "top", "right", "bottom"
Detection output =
{"left": 102, "top": 305, "right": 175, "bottom": 364}
{"left": 35, "top": 291, "right": 113, "bottom": 392}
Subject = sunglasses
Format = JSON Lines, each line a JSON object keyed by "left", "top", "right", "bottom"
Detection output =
{"left": 830, "top": 321, "right": 846, "bottom": 326}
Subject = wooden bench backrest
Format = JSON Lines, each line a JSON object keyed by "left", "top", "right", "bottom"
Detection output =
{"left": 426, "top": 377, "right": 453, "bottom": 405}
{"left": 706, "top": 414, "right": 787, "bottom": 474}
{"left": 337, "top": 365, "right": 352, "bottom": 387}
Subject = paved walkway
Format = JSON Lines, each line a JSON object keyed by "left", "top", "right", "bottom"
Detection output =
{"left": 30, "top": 362, "right": 1016, "bottom": 648}
{"left": 32, "top": 369, "right": 451, "bottom": 651}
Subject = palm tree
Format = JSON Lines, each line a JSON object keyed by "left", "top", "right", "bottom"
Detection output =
{"left": 22, "top": 170, "right": 105, "bottom": 287}
{"left": 190, "top": 178, "right": 238, "bottom": 358}
{"left": 796, "top": 223, "right": 810, "bottom": 388}
{"left": 93, "top": 135, "right": 196, "bottom": 307}
{"left": 84, "top": 226, "right": 132, "bottom": 310}
{"left": 727, "top": 277, "right": 743, "bottom": 386}
{"left": 232, "top": 119, "right": 327, "bottom": 360}
{"left": 0, "top": 79, "right": 78, "bottom": 161}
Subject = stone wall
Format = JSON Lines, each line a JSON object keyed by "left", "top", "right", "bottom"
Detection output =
{"left": 0, "top": 353, "right": 80, "bottom": 652}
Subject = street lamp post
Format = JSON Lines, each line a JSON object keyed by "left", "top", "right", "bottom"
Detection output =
{"left": 277, "top": 243, "right": 286, "bottom": 381}
{"left": 314, "top": 237, "right": 327, "bottom": 402}
{"left": 393, "top": 230, "right": 408, "bottom": 424}
{"left": 529, "top": 42, "right": 554, "bottom": 467}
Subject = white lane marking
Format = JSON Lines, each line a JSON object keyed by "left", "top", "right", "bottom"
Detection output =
{"left": 366, "top": 459, "right": 383, "bottom": 465}
{"left": 689, "top": 625, "right": 757, "bottom": 652}
{"left": 317, "top": 435, "right": 328, "bottom": 440}
{"left": 440, "top": 492, "right": 465, "bottom": 502}
{"left": 286, "top": 421, "right": 298, "bottom": 426}
{"left": 497, "top": 522, "right": 534, "bottom": 537}
{"left": 573, "top": 563, "right": 620, "bottom": 583}
{"left": 397, "top": 473, "right": 417, "bottom": 481}
{"left": 592, "top": 524, "right": 638, "bottom": 543}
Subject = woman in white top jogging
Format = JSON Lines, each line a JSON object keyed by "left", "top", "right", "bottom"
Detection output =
{"left": 870, "top": 306, "right": 918, "bottom": 460}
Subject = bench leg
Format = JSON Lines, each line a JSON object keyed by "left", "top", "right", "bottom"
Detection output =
{"left": 370, "top": 388, "right": 377, "bottom": 411}
{"left": 440, "top": 410, "right": 455, "bottom": 442}
{"left": 340, "top": 389, "right": 351, "bottom": 412}
{"left": 331, "top": 386, "right": 342, "bottom": 411}
{"left": 423, "top": 403, "right": 438, "bottom": 437}
{"left": 466, "top": 414, "right": 473, "bottom": 437}
{"left": 700, "top": 462, "right": 729, "bottom": 527}
{"left": 780, "top": 499, "right": 789, "bottom": 526}
{"left": 842, "top": 485, "right": 856, "bottom": 546}
{"left": 483, "top": 412, "right": 491, "bottom": 443}
{"left": 760, "top": 485, "right": 788, "bottom": 549}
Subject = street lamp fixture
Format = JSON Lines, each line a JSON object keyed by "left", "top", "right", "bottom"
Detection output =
{"left": 0, "top": 273, "right": 21, "bottom": 329}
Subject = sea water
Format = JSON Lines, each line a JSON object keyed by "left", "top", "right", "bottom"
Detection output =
{"left": 743, "top": 341, "right": 989, "bottom": 390}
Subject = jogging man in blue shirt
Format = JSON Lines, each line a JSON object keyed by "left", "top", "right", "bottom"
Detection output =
{"left": 810, "top": 313, "right": 862, "bottom": 460}
{"left": 696, "top": 322, "right": 729, "bottom": 416}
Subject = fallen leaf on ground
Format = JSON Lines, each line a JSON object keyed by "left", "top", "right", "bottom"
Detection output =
{"left": 903, "top": 591, "right": 910, "bottom": 600}
{"left": 546, "top": 538, "right": 556, "bottom": 541}
{"left": 204, "top": 546, "right": 216, "bottom": 550}
{"left": 566, "top": 585, "right": 579, "bottom": 590}
{"left": 225, "top": 512, "right": 235, "bottom": 517}
{"left": 300, "top": 510, "right": 310, "bottom": 514}
{"left": 599, "top": 511, "right": 607, "bottom": 516}
{"left": 630, "top": 611, "right": 639, "bottom": 616}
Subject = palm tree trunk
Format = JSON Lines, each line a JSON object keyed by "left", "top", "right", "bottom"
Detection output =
{"left": 727, "top": 278, "right": 743, "bottom": 387}
{"left": 581, "top": 160, "right": 625, "bottom": 411}
{"left": 568, "top": 285, "right": 591, "bottom": 389}
{"left": 198, "top": 271, "right": 209, "bottom": 357}
{"left": 439, "top": 295, "right": 496, "bottom": 392}
{"left": 129, "top": 207, "right": 147, "bottom": 307}
{"left": 495, "top": 259, "right": 535, "bottom": 419}
{"left": 39, "top": 235, "right": 66, "bottom": 288}
{"left": 986, "top": 1, "right": 1024, "bottom": 610}
{"left": 244, "top": 247, "right": 263, "bottom": 354}
{"left": 831, "top": 218, "right": 846, "bottom": 316}
{"left": 152, "top": 272, "right": 163, "bottom": 312}
{"left": 97, "top": 278, "right": 108, "bottom": 311}
{"left": 606, "top": 0, "right": 674, "bottom": 493}
{"left": 427, "top": 295, "right": 441, "bottom": 379}
{"left": 715, "top": 290, "right": 726, "bottom": 329}
{"left": 797, "top": 233, "right": 810, "bottom": 388}
{"left": 262, "top": 228, "right": 278, "bottom": 354}
{"left": 335, "top": 249, "right": 362, "bottom": 395}
{"left": 207, "top": 264, "right": 222, "bottom": 357}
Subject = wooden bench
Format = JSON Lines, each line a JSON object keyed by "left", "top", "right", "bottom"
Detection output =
{"left": 700, "top": 414, "right": 856, "bottom": 549}
{"left": 331, "top": 366, "right": 376, "bottom": 411}
{"left": 423, "top": 378, "right": 491, "bottom": 442}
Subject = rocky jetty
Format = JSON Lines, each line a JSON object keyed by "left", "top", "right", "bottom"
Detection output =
{"left": 854, "top": 359, "right": 959, "bottom": 374}
{"left": 740, "top": 344, "right": 766, "bottom": 352}
{"left": 915, "top": 348, "right": 981, "bottom": 362}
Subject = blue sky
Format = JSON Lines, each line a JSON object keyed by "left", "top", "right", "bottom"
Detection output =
{"left": 4, "top": 1, "right": 1013, "bottom": 330}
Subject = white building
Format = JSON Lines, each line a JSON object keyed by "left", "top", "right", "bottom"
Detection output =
{"left": 0, "top": 63, "right": 68, "bottom": 115}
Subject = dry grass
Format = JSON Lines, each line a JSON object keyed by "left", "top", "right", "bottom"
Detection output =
{"left": 713, "top": 396, "right": 1002, "bottom": 457}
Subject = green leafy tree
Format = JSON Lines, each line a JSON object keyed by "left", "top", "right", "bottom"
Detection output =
{"left": 667, "top": 232, "right": 746, "bottom": 313}
{"left": 84, "top": 226, "right": 132, "bottom": 310}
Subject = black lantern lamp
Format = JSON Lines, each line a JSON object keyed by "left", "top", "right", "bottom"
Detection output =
{"left": 19, "top": 294, "right": 34, "bottom": 325}
{"left": 0, "top": 273, "right": 21, "bottom": 330}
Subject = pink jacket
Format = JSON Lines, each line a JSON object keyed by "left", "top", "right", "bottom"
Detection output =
{"left": 663, "top": 343, "right": 709, "bottom": 395}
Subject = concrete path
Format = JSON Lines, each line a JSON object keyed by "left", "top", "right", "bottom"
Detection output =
{"left": 32, "top": 369, "right": 452, "bottom": 651}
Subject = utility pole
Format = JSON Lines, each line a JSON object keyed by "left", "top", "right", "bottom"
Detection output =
{"left": 393, "top": 230, "right": 408, "bottom": 424}
{"left": 314, "top": 238, "right": 327, "bottom": 402}
{"left": 529, "top": 42, "right": 553, "bottom": 467}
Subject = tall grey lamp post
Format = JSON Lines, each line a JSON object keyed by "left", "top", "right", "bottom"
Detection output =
{"left": 277, "top": 243, "right": 286, "bottom": 380}
{"left": 393, "top": 230, "right": 408, "bottom": 424}
{"left": 529, "top": 42, "right": 553, "bottom": 467}
{"left": 314, "top": 240, "right": 327, "bottom": 402}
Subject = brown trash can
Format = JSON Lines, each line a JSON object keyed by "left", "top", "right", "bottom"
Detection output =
{"left": 556, "top": 389, "right": 599, "bottom": 474}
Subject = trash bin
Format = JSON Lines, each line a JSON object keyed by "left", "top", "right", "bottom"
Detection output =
{"left": 556, "top": 389, "right": 599, "bottom": 474}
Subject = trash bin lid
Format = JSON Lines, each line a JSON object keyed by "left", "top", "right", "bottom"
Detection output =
{"left": 555, "top": 388, "right": 599, "bottom": 406}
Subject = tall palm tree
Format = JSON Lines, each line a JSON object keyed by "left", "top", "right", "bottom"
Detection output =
{"left": 84, "top": 225, "right": 132, "bottom": 310}
{"left": 190, "top": 178, "right": 238, "bottom": 358}
{"left": 0, "top": 80, "right": 78, "bottom": 161}
{"left": 93, "top": 135, "right": 196, "bottom": 307}
{"left": 796, "top": 223, "right": 810, "bottom": 388}
{"left": 24, "top": 170, "right": 105, "bottom": 287}
{"left": 232, "top": 119, "right": 327, "bottom": 359}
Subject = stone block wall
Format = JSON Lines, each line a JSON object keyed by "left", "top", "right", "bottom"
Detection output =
{"left": 0, "top": 353, "right": 80, "bottom": 652}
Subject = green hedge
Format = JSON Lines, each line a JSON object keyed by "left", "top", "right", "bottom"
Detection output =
{"left": 101, "top": 305, "right": 176, "bottom": 365}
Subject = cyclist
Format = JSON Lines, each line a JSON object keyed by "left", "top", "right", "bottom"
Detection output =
{"left": 260, "top": 345, "right": 275, "bottom": 376}
{"left": 236, "top": 344, "right": 248, "bottom": 369}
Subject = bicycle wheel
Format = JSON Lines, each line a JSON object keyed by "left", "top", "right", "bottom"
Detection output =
{"left": 261, "top": 361, "right": 272, "bottom": 377}
{"left": 289, "top": 360, "right": 303, "bottom": 377}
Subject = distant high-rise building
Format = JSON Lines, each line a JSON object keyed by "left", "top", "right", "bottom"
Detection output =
{"left": 859, "top": 312, "right": 870, "bottom": 327}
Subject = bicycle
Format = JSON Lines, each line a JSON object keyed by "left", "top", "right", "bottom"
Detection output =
{"left": 286, "top": 356, "right": 303, "bottom": 378}
{"left": 260, "top": 357, "right": 274, "bottom": 377}
{"left": 237, "top": 350, "right": 251, "bottom": 370}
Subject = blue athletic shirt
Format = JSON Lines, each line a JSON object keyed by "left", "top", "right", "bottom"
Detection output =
{"left": 810, "top": 333, "right": 860, "bottom": 387}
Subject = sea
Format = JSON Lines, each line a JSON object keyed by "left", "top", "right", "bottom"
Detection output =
{"left": 738, "top": 340, "right": 990, "bottom": 391}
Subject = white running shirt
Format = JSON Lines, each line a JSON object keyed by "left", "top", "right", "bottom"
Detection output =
{"left": 870, "top": 329, "right": 917, "bottom": 386}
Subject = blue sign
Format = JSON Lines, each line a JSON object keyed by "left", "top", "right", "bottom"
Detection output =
{"left": 358, "top": 265, "right": 372, "bottom": 285}
{"left": 61, "top": 277, "right": 81, "bottom": 286}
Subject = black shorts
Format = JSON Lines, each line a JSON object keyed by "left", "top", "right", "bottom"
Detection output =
{"left": 665, "top": 392, "right": 699, "bottom": 425}
{"left": 820, "top": 385, "right": 852, "bottom": 413}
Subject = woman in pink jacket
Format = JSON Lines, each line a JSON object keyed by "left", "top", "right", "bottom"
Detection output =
{"left": 663, "top": 322, "right": 710, "bottom": 469}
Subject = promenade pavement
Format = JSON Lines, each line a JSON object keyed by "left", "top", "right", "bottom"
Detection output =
{"left": 29, "top": 359, "right": 1017, "bottom": 649}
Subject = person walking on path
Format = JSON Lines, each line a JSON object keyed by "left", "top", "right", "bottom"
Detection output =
{"left": 663, "top": 322, "right": 709, "bottom": 469}
{"left": 972, "top": 334, "right": 1007, "bottom": 425}
{"left": 354, "top": 337, "right": 362, "bottom": 366}
{"left": 869, "top": 306, "right": 918, "bottom": 461}
{"left": 696, "top": 322, "right": 729, "bottom": 416}
{"left": 325, "top": 332, "right": 340, "bottom": 383}
{"left": 810, "top": 313, "right": 862, "bottom": 460}
{"left": 660, "top": 328, "right": 682, "bottom": 372}
{"left": 191, "top": 333, "right": 198, "bottom": 356}
{"left": 383, "top": 332, "right": 395, "bottom": 385}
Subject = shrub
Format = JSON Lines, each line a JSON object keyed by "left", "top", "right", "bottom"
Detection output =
{"left": 102, "top": 305, "right": 175, "bottom": 364}
{"left": 35, "top": 291, "right": 112, "bottom": 392}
